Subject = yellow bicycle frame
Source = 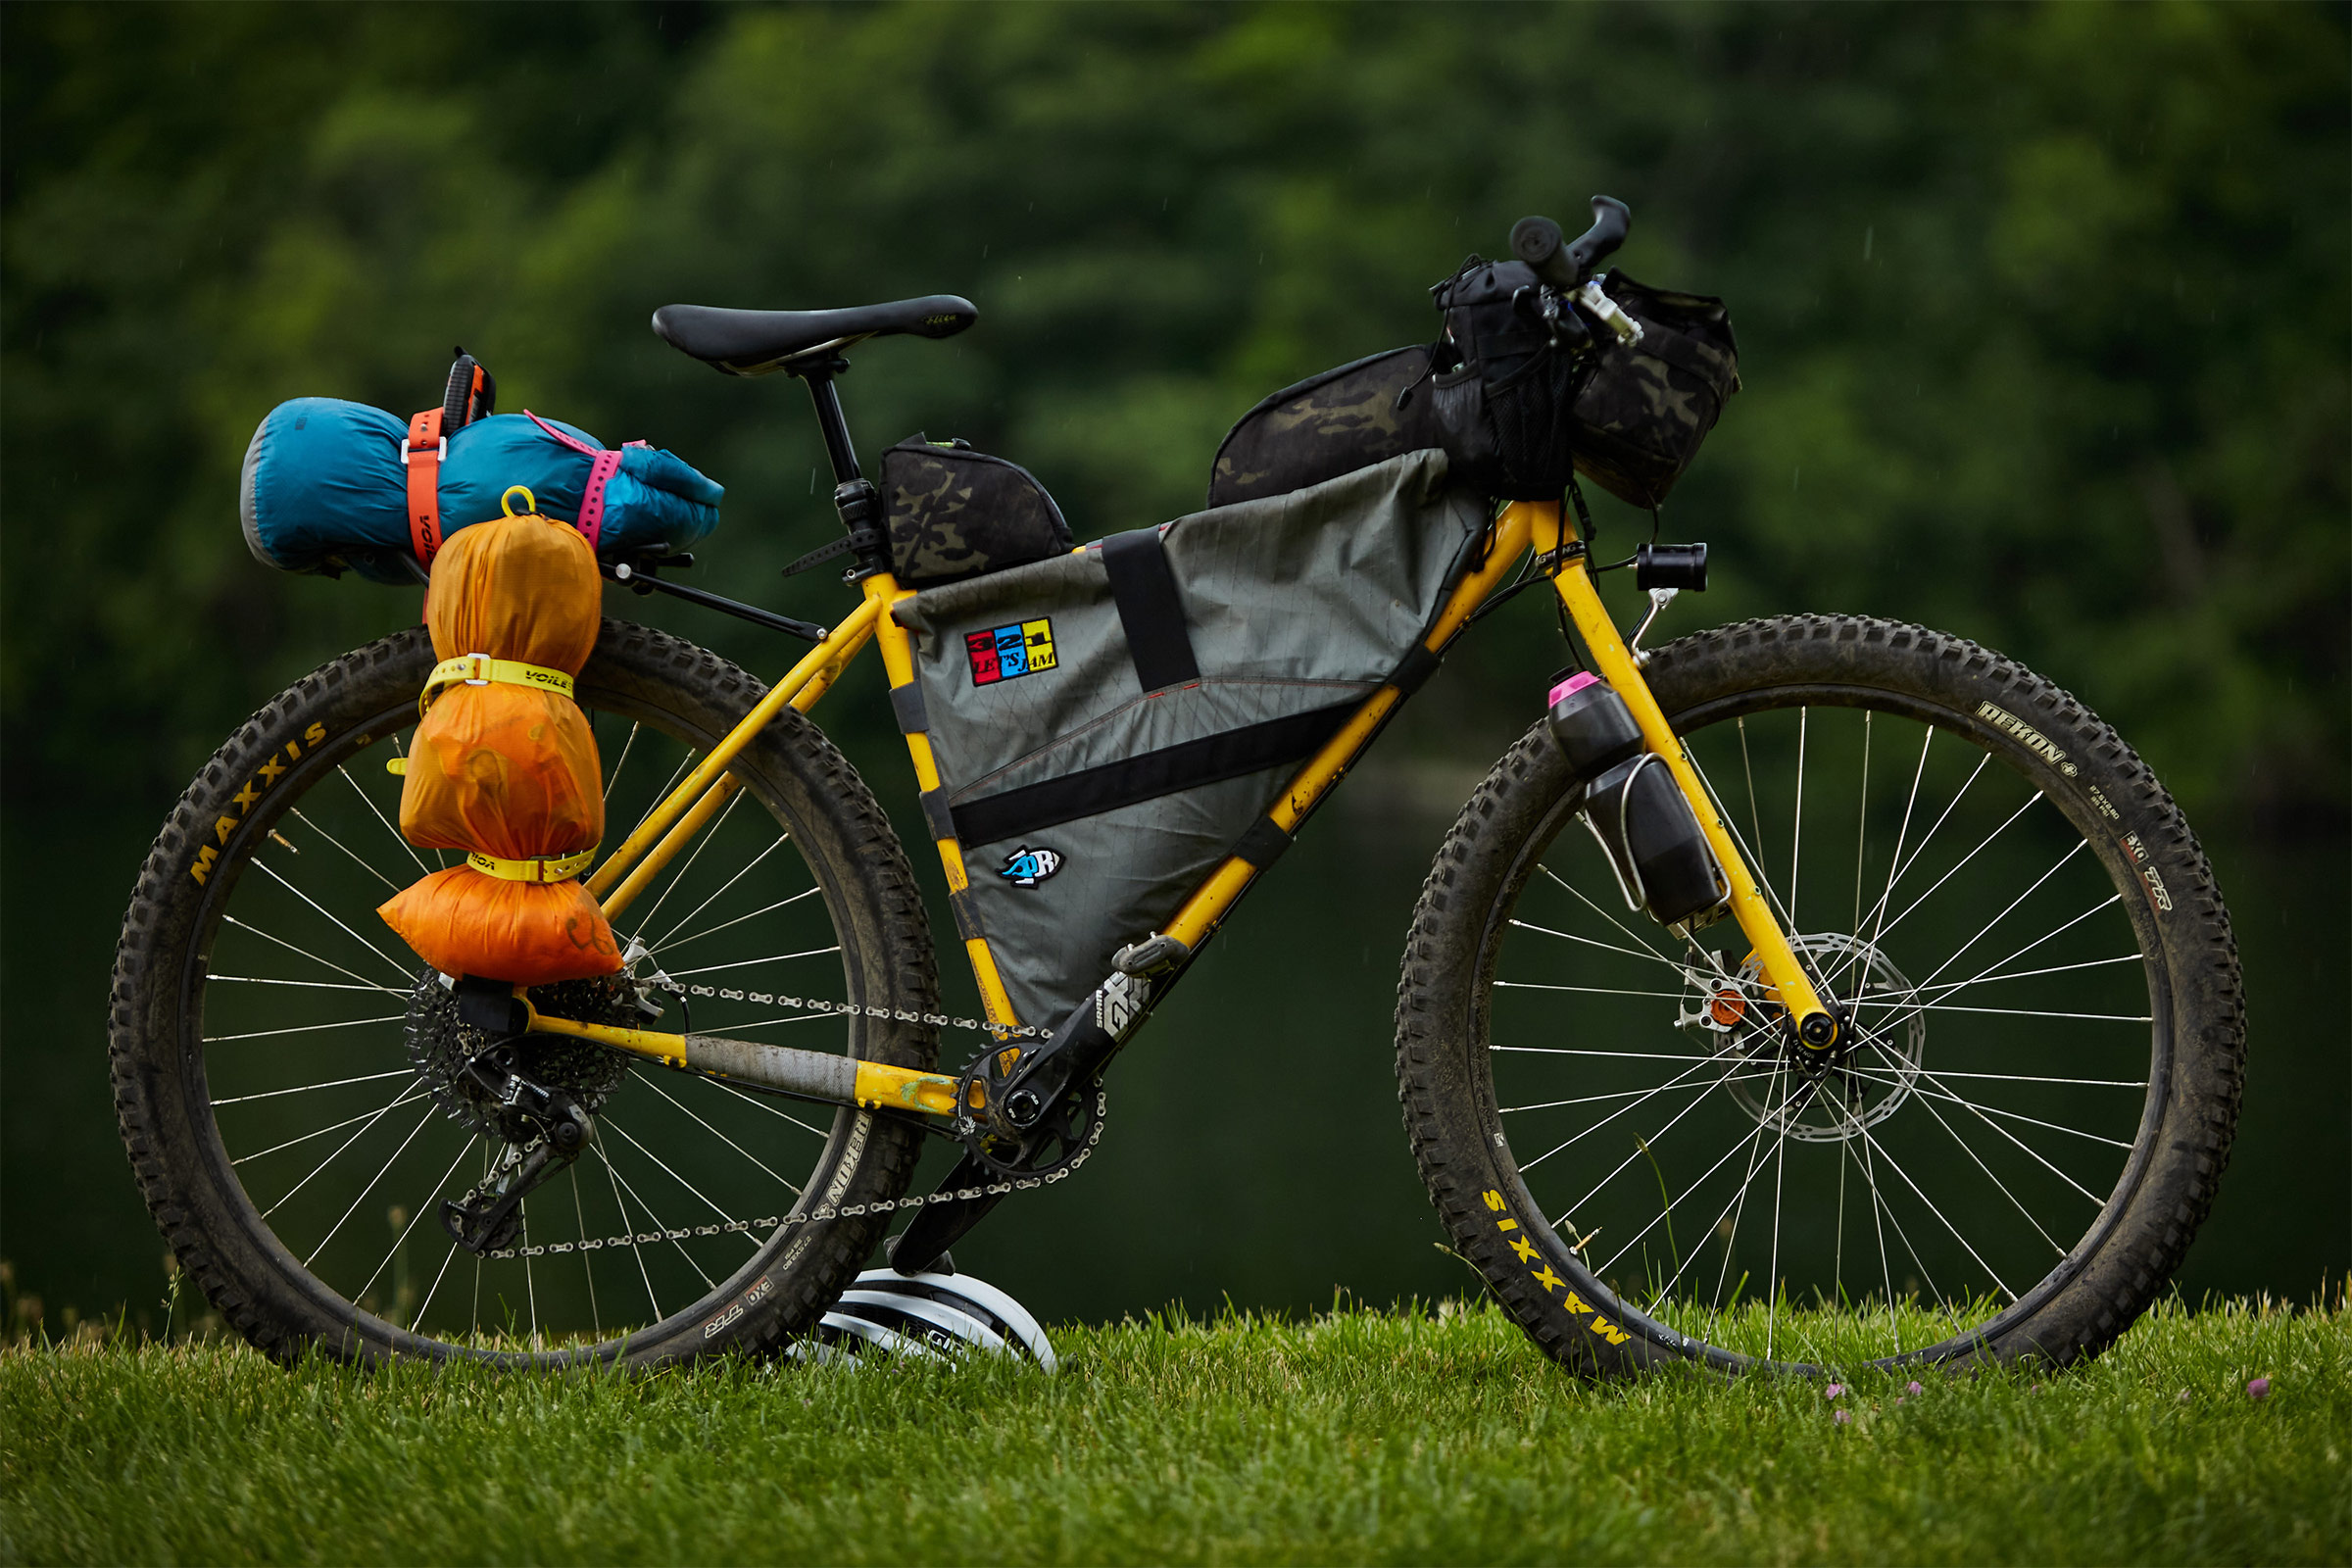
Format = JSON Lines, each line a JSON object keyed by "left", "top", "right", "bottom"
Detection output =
{"left": 558, "top": 498, "right": 1835, "bottom": 1099}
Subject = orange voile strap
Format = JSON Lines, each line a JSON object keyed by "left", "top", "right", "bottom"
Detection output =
{"left": 405, "top": 409, "right": 446, "bottom": 565}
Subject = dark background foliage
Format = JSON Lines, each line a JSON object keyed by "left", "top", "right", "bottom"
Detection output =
{"left": 4, "top": 1, "right": 2344, "bottom": 1331}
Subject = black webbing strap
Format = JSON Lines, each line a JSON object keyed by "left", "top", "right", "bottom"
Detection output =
{"left": 1101, "top": 527, "right": 1200, "bottom": 693}
{"left": 947, "top": 888, "right": 984, "bottom": 943}
{"left": 949, "top": 700, "right": 1355, "bottom": 848}
{"left": 918, "top": 788, "right": 956, "bottom": 843}
{"left": 1230, "top": 814, "right": 1294, "bottom": 869}
{"left": 1390, "top": 643, "right": 1443, "bottom": 697}
{"left": 890, "top": 681, "right": 927, "bottom": 735}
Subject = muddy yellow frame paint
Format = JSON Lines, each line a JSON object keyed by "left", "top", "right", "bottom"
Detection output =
{"left": 578, "top": 503, "right": 1832, "bottom": 1052}
{"left": 525, "top": 1003, "right": 967, "bottom": 1117}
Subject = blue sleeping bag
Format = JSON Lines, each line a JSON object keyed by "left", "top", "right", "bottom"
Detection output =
{"left": 240, "top": 399, "right": 723, "bottom": 583}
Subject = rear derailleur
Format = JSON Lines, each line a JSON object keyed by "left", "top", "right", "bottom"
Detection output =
{"left": 439, "top": 1049, "right": 597, "bottom": 1255}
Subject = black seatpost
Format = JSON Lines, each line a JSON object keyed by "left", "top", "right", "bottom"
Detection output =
{"left": 795, "top": 357, "right": 891, "bottom": 581}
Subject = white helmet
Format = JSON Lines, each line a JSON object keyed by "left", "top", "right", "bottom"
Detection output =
{"left": 792, "top": 1268, "right": 1057, "bottom": 1372}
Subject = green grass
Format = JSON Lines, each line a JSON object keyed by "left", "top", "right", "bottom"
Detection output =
{"left": 2, "top": 1298, "right": 2344, "bottom": 1566}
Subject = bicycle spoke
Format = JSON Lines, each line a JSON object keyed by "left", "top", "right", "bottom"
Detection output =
{"left": 1788, "top": 706, "right": 1807, "bottom": 933}
{"left": 1602, "top": 1090, "right": 1793, "bottom": 1279}
{"left": 287, "top": 805, "right": 408, "bottom": 895}
{"left": 599, "top": 1141, "right": 663, "bottom": 1321}
{"left": 697, "top": 1075, "right": 831, "bottom": 1155}
{"left": 570, "top": 1165, "right": 602, "bottom": 1343}
{"left": 248, "top": 858, "right": 416, "bottom": 985}
{"left": 1534, "top": 865, "right": 1679, "bottom": 967}
{"left": 1903, "top": 1078, "right": 2069, "bottom": 1259}
{"left": 656, "top": 882, "right": 821, "bottom": 960}
{"left": 602, "top": 720, "right": 643, "bottom": 805}
{"left": 1852, "top": 1121, "right": 2017, "bottom": 1302}
{"left": 650, "top": 829, "right": 802, "bottom": 953}
{"left": 239, "top": 1081, "right": 432, "bottom": 1172}
{"left": 1551, "top": 1057, "right": 1750, "bottom": 1221}
{"left": 1510, "top": 910, "right": 1686, "bottom": 970}
{"left": 1852, "top": 710, "right": 1872, "bottom": 935}
{"left": 208, "top": 974, "right": 396, "bottom": 994}
{"left": 303, "top": 1103, "right": 438, "bottom": 1267}
{"left": 338, "top": 761, "right": 431, "bottom": 880}
{"left": 1875, "top": 790, "right": 2042, "bottom": 947}
{"left": 1503, "top": 1066, "right": 1782, "bottom": 1116}
{"left": 629, "top": 786, "right": 750, "bottom": 943}
{"left": 599, "top": 1112, "right": 760, "bottom": 1248}
{"left": 221, "top": 916, "right": 409, "bottom": 999}
{"left": 626, "top": 1070, "right": 802, "bottom": 1193}
{"left": 596, "top": 1142, "right": 714, "bottom": 1291}
{"left": 1495, "top": 980, "right": 1693, "bottom": 1002}
{"left": 357, "top": 1135, "right": 480, "bottom": 1301}
{"left": 204, "top": 1013, "right": 406, "bottom": 1044}
{"left": 666, "top": 947, "right": 842, "bottom": 978}
{"left": 212, "top": 1067, "right": 414, "bottom": 1106}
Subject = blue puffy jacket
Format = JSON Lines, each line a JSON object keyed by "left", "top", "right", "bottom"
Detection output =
{"left": 240, "top": 399, "right": 723, "bottom": 583}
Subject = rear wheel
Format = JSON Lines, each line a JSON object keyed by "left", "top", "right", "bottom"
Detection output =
{"left": 1396, "top": 615, "right": 2243, "bottom": 1374}
{"left": 110, "top": 621, "right": 939, "bottom": 1367}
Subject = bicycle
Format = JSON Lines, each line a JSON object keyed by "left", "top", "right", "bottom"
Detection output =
{"left": 109, "top": 199, "right": 2245, "bottom": 1375}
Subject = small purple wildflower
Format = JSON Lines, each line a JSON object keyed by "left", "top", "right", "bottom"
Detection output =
{"left": 1905, "top": 1381, "right": 1924, "bottom": 1396}
{"left": 2247, "top": 1377, "right": 2271, "bottom": 1400}
{"left": 1894, "top": 1396, "right": 1905, "bottom": 1407}
{"left": 1834, "top": 1408, "right": 1852, "bottom": 1426}
{"left": 2177, "top": 1389, "right": 2192, "bottom": 1403}
{"left": 1824, "top": 1383, "right": 1845, "bottom": 1399}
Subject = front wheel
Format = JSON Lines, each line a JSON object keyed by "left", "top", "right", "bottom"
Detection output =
{"left": 110, "top": 621, "right": 940, "bottom": 1367}
{"left": 1396, "top": 615, "right": 2243, "bottom": 1375}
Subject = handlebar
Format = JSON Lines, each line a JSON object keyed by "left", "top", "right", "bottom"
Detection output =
{"left": 1509, "top": 196, "right": 1633, "bottom": 290}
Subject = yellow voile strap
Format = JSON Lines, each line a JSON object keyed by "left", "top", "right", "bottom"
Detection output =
{"left": 466, "top": 845, "right": 599, "bottom": 884}
{"left": 419, "top": 653, "right": 577, "bottom": 715}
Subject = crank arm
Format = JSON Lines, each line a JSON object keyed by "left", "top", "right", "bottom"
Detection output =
{"left": 518, "top": 1003, "right": 970, "bottom": 1119}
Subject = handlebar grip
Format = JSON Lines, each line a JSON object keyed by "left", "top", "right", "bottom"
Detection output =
{"left": 1511, "top": 198, "right": 1634, "bottom": 290}
{"left": 1566, "top": 195, "right": 1631, "bottom": 277}
{"left": 1510, "top": 216, "right": 1576, "bottom": 290}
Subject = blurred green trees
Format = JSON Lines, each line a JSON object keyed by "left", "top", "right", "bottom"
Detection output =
{"left": 5, "top": 0, "right": 2344, "bottom": 821}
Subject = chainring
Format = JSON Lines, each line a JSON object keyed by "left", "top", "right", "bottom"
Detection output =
{"left": 955, "top": 1044, "right": 1103, "bottom": 1181}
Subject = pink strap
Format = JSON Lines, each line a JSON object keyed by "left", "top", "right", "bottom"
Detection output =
{"left": 523, "top": 409, "right": 602, "bottom": 458}
{"left": 523, "top": 410, "right": 615, "bottom": 547}
{"left": 577, "top": 450, "right": 621, "bottom": 549}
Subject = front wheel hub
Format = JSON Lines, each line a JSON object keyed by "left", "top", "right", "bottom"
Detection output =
{"left": 1681, "top": 932, "right": 1925, "bottom": 1144}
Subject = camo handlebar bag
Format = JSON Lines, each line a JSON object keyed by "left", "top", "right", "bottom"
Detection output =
{"left": 893, "top": 449, "right": 1484, "bottom": 1029}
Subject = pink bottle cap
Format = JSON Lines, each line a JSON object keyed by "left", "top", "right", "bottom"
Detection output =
{"left": 1548, "top": 670, "right": 1600, "bottom": 708}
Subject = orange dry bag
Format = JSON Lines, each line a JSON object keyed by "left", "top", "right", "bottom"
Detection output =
{"left": 377, "top": 499, "right": 621, "bottom": 983}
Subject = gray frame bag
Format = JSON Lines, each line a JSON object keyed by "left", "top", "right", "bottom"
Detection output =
{"left": 892, "top": 449, "right": 1485, "bottom": 1028}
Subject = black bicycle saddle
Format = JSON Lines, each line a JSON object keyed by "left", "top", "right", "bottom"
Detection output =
{"left": 652, "top": 294, "right": 978, "bottom": 376}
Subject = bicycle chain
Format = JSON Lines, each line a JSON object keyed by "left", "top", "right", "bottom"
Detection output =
{"left": 482, "top": 985, "right": 1087, "bottom": 1261}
